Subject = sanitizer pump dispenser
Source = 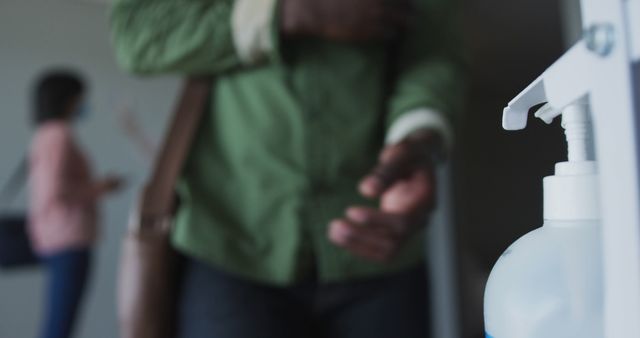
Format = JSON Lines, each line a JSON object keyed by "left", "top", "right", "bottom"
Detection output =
{"left": 484, "top": 100, "right": 603, "bottom": 338}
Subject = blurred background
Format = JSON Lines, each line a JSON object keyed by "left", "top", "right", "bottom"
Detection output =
{"left": 0, "top": 0, "right": 581, "bottom": 337}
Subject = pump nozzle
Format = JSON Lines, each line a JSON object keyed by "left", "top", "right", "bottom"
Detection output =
{"left": 500, "top": 41, "right": 600, "bottom": 222}
{"left": 533, "top": 99, "right": 594, "bottom": 163}
{"left": 560, "top": 101, "right": 595, "bottom": 162}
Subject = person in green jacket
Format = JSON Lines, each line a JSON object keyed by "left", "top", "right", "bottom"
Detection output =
{"left": 111, "top": 0, "right": 464, "bottom": 336}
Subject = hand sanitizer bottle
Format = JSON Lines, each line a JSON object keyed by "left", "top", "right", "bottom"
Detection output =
{"left": 484, "top": 100, "right": 603, "bottom": 338}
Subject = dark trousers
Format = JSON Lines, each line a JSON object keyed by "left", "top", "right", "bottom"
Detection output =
{"left": 38, "top": 248, "right": 91, "bottom": 338}
{"left": 177, "top": 257, "right": 430, "bottom": 338}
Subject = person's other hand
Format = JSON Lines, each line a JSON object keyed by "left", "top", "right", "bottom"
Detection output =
{"left": 280, "top": 0, "right": 412, "bottom": 42}
{"left": 118, "top": 107, "right": 141, "bottom": 136}
{"left": 328, "top": 130, "right": 441, "bottom": 262}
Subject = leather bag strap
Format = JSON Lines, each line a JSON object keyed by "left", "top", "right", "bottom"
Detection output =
{"left": 136, "top": 77, "right": 212, "bottom": 229}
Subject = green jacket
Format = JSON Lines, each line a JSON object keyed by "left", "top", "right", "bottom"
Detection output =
{"left": 111, "top": 0, "right": 464, "bottom": 285}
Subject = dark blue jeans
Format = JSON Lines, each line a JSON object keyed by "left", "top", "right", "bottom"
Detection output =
{"left": 177, "top": 257, "right": 430, "bottom": 338}
{"left": 39, "top": 248, "right": 91, "bottom": 338}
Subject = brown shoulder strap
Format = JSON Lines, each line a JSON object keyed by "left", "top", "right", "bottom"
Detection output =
{"left": 138, "top": 77, "right": 212, "bottom": 223}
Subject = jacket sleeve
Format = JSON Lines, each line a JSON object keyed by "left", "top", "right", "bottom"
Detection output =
{"left": 110, "top": 0, "right": 280, "bottom": 75}
{"left": 385, "top": 0, "right": 466, "bottom": 150}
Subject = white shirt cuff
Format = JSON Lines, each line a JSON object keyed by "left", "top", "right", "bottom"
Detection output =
{"left": 231, "top": 0, "right": 277, "bottom": 64}
{"left": 385, "top": 108, "right": 454, "bottom": 153}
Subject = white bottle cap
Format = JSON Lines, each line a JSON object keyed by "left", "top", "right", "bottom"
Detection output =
{"left": 544, "top": 162, "right": 600, "bottom": 220}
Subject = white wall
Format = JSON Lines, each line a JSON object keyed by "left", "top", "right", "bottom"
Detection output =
{"left": 0, "top": 1, "right": 179, "bottom": 337}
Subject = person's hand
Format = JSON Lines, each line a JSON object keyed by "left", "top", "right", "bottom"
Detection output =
{"left": 280, "top": 0, "right": 412, "bottom": 42}
{"left": 328, "top": 130, "right": 441, "bottom": 262}
{"left": 118, "top": 107, "right": 142, "bottom": 136}
{"left": 117, "top": 107, "right": 157, "bottom": 162}
{"left": 100, "top": 175, "right": 125, "bottom": 195}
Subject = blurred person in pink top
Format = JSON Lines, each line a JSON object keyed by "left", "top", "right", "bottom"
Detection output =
{"left": 28, "top": 70, "right": 123, "bottom": 338}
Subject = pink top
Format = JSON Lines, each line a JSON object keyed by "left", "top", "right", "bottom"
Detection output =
{"left": 28, "top": 121, "right": 100, "bottom": 255}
